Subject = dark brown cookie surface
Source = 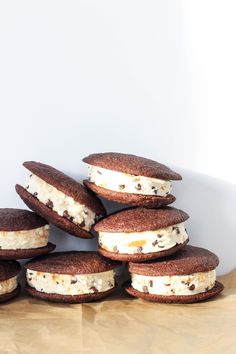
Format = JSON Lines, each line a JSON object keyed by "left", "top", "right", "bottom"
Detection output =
{"left": 0, "top": 260, "right": 21, "bottom": 281}
{"left": 26, "top": 284, "right": 117, "bottom": 303}
{"left": 84, "top": 180, "right": 176, "bottom": 207}
{"left": 98, "top": 238, "right": 189, "bottom": 262}
{"left": 15, "top": 185, "right": 94, "bottom": 239}
{"left": 0, "top": 243, "right": 56, "bottom": 260}
{"left": 25, "top": 251, "right": 121, "bottom": 274}
{"left": 128, "top": 245, "right": 219, "bottom": 276}
{"left": 83, "top": 153, "right": 182, "bottom": 180}
{"left": 0, "top": 208, "right": 48, "bottom": 231}
{"left": 0, "top": 284, "right": 21, "bottom": 304}
{"left": 94, "top": 207, "right": 189, "bottom": 233}
{"left": 124, "top": 280, "right": 224, "bottom": 303}
{"left": 23, "top": 161, "right": 105, "bottom": 215}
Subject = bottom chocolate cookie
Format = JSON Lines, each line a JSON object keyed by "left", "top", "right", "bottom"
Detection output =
{"left": 0, "top": 243, "right": 56, "bottom": 260}
{"left": 26, "top": 284, "right": 117, "bottom": 303}
{"left": 124, "top": 280, "right": 224, "bottom": 303}
{"left": 0, "top": 284, "right": 21, "bottom": 303}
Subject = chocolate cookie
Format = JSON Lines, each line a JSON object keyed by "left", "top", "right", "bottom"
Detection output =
{"left": 16, "top": 161, "right": 106, "bottom": 239}
{"left": 83, "top": 152, "right": 181, "bottom": 207}
{"left": 0, "top": 260, "right": 21, "bottom": 303}
{"left": 25, "top": 251, "right": 121, "bottom": 303}
{"left": 94, "top": 207, "right": 189, "bottom": 262}
{"left": 124, "top": 245, "right": 224, "bottom": 303}
{"left": 0, "top": 208, "right": 55, "bottom": 260}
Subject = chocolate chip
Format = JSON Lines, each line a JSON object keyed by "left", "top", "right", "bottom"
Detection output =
{"left": 97, "top": 170, "right": 102, "bottom": 175}
{"left": 113, "top": 245, "right": 119, "bottom": 253}
{"left": 185, "top": 228, "right": 187, "bottom": 233}
{"left": 84, "top": 210, "right": 88, "bottom": 216}
{"left": 171, "top": 289, "right": 175, "bottom": 294}
{"left": 135, "top": 183, "right": 142, "bottom": 191}
{"left": 70, "top": 216, "right": 74, "bottom": 222}
{"left": 28, "top": 278, "right": 32, "bottom": 281}
{"left": 41, "top": 289, "right": 43, "bottom": 291}
{"left": 157, "top": 234, "right": 163, "bottom": 238}
{"left": 46, "top": 199, "right": 53, "bottom": 209}
{"left": 26, "top": 185, "right": 29, "bottom": 189}
{"left": 152, "top": 240, "right": 158, "bottom": 247}
{"left": 142, "top": 286, "right": 148, "bottom": 293}
{"left": 173, "top": 226, "right": 180, "bottom": 234}
{"left": 149, "top": 280, "right": 153, "bottom": 287}
{"left": 119, "top": 184, "right": 125, "bottom": 190}
{"left": 137, "top": 246, "right": 143, "bottom": 254}
{"left": 108, "top": 281, "right": 114, "bottom": 287}
{"left": 189, "top": 284, "right": 195, "bottom": 291}
{"left": 79, "top": 220, "right": 85, "bottom": 228}
{"left": 205, "top": 287, "right": 209, "bottom": 291}
{"left": 33, "top": 192, "right": 38, "bottom": 197}
{"left": 43, "top": 275, "right": 46, "bottom": 278}
{"left": 56, "top": 281, "right": 59, "bottom": 285}
{"left": 71, "top": 278, "right": 77, "bottom": 284}
{"left": 29, "top": 174, "right": 32, "bottom": 178}
{"left": 90, "top": 286, "right": 98, "bottom": 293}
{"left": 165, "top": 283, "right": 171, "bottom": 286}
{"left": 29, "top": 272, "right": 33, "bottom": 275}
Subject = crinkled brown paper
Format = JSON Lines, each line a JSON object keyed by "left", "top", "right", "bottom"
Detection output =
{"left": 0, "top": 271, "right": 235, "bottom": 354}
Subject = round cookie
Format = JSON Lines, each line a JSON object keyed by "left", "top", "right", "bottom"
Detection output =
{"left": 16, "top": 161, "right": 106, "bottom": 239}
{"left": 0, "top": 260, "right": 21, "bottom": 303}
{"left": 83, "top": 152, "right": 181, "bottom": 207}
{"left": 25, "top": 251, "right": 121, "bottom": 303}
{"left": 124, "top": 245, "right": 224, "bottom": 303}
{"left": 0, "top": 209, "right": 55, "bottom": 260}
{"left": 94, "top": 207, "right": 189, "bottom": 262}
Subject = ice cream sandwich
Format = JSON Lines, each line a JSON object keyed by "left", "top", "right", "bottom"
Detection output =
{"left": 0, "top": 209, "right": 55, "bottom": 260}
{"left": 125, "top": 245, "right": 224, "bottom": 303}
{"left": 0, "top": 260, "right": 21, "bottom": 303}
{"left": 94, "top": 207, "right": 189, "bottom": 262}
{"left": 16, "top": 161, "right": 106, "bottom": 239}
{"left": 83, "top": 152, "right": 181, "bottom": 207}
{"left": 25, "top": 251, "right": 121, "bottom": 303}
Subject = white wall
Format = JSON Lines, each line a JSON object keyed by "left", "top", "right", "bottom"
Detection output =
{"left": 0, "top": 1, "right": 235, "bottom": 274}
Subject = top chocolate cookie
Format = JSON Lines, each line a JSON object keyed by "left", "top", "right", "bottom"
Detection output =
{"left": 83, "top": 153, "right": 182, "bottom": 180}
{"left": 25, "top": 251, "right": 121, "bottom": 274}
{"left": 0, "top": 208, "right": 47, "bottom": 231}
{"left": 83, "top": 153, "right": 181, "bottom": 207}
{"left": 128, "top": 246, "right": 219, "bottom": 276}
{"left": 16, "top": 161, "right": 106, "bottom": 239}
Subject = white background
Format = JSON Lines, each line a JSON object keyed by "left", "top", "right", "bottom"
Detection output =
{"left": 0, "top": 1, "right": 235, "bottom": 274}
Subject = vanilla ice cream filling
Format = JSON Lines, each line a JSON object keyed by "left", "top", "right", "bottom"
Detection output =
{"left": 99, "top": 223, "right": 188, "bottom": 254}
{"left": 87, "top": 165, "right": 172, "bottom": 196}
{"left": 25, "top": 174, "right": 96, "bottom": 231}
{"left": 0, "top": 225, "right": 49, "bottom": 250}
{"left": 26, "top": 269, "right": 115, "bottom": 295}
{"left": 131, "top": 270, "right": 216, "bottom": 296}
{"left": 0, "top": 276, "right": 18, "bottom": 295}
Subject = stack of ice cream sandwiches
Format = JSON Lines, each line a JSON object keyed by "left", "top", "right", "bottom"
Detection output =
{"left": 0, "top": 152, "right": 223, "bottom": 304}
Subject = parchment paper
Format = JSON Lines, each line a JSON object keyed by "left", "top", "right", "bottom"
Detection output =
{"left": 0, "top": 270, "right": 235, "bottom": 354}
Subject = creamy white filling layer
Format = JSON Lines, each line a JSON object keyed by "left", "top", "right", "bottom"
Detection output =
{"left": 131, "top": 270, "right": 216, "bottom": 296}
{"left": 25, "top": 174, "right": 96, "bottom": 231}
{"left": 0, "top": 276, "right": 18, "bottom": 295}
{"left": 98, "top": 223, "right": 188, "bottom": 254}
{"left": 87, "top": 165, "right": 172, "bottom": 196}
{"left": 0, "top": 225, "right": 49, "bottom": 250}
{"left": 26, "top": 269, "right": 115, "bottom": 295}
